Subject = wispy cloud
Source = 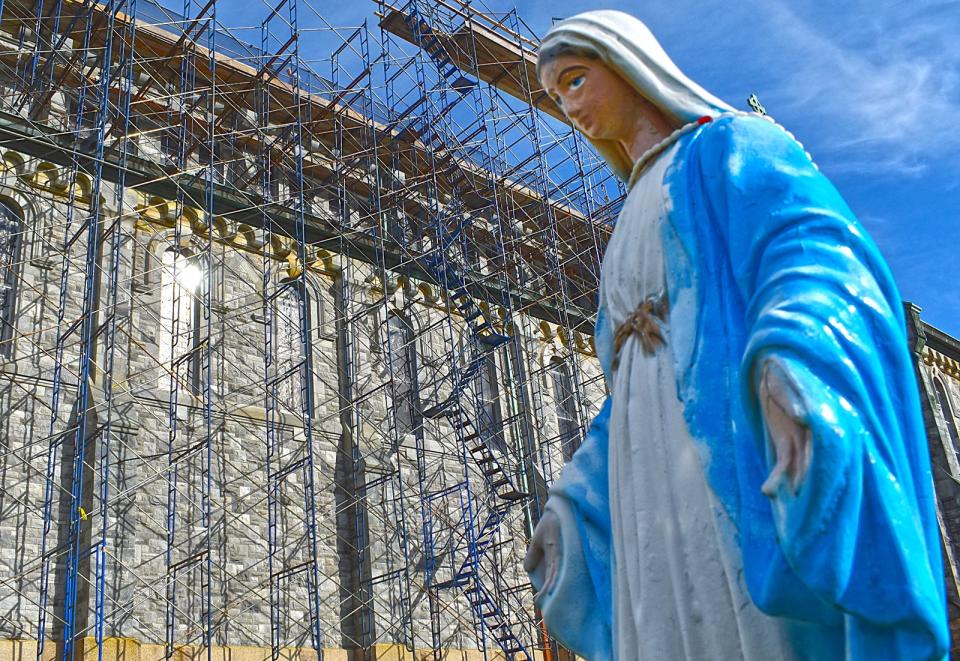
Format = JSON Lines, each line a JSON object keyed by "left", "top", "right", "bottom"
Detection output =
{"left": 515, "top": 0, "right": 960, "bottom": 177}
{"left": 756, "top": 1, "right": 960, "bottom": 177}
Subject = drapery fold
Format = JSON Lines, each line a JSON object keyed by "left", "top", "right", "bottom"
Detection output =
{"left": 533, "top": 397, "right": 614, "bottom": 661}
{"left": 667, "top": 113, "right": 948, "bottom": 659}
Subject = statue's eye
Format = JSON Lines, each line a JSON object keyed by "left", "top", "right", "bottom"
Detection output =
{"left": 568, "top": 75, "right": 585, "bottom": 91}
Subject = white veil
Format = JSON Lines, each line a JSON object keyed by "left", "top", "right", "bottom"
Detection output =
{"left": 539, "top": 11, "right": 734, "bottom": 181}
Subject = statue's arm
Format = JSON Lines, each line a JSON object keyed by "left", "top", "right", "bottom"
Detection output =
{"left": 523, "top": 397, "right": 614, "bottom": 660}
{"left": 701, "top": 115, "right": 852, "bottom": 500}
{"left": 695, "top": 115, "right": 949, "bottom": 657}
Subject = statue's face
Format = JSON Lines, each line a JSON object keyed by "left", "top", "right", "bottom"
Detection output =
{"left": 540, "top": 54, "right": 655, "bottom": 142}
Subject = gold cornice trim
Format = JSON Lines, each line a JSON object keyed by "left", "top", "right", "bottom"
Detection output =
{"left": 2, "top": 149, "right": 597, "bottom": 357}
{"left": 923, "top": 345, "right": 960, "bottom": 381}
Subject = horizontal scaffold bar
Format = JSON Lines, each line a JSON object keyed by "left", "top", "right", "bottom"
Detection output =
{"left": 0, "top": 109, "right": 596, "bottom": 333}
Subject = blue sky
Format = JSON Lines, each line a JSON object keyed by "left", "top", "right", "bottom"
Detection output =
{"left": 517, "top": 0, "right": 960, "bottom": 333}
{"left": 207, "top": 0, "right": 960, "bottom": 335}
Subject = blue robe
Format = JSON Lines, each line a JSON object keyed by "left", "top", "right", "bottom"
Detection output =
{"left": 534, "top": 114, "right": 948, "bottom": 660}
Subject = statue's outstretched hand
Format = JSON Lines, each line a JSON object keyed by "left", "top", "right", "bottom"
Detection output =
{"left": 758, "top": 358, "right": 812, "bottom": 497}
{"left": 524, "top": 510, "right": 561, "bottom": 598}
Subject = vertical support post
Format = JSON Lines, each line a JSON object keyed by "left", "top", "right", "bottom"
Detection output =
{"left": 163, "top": 2, "right": 216, "bottom": 658}
{"left": 35, "top": 3, "right": 128, "bottom": 660}
{"left": 260, "top": 2, "right": 325, "bottom": 658}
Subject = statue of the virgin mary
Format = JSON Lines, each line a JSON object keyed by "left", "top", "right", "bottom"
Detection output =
{"left": 523, "top": 10, "right": 949, "bottom": 661}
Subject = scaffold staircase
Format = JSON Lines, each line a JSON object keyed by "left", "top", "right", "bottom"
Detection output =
{"left": 424, "top": 405, "right": 531, "bottom": 659}
{"left": 414, "top": 189, "right": 532, "bottom": 659}
{"left": 401, "top": 2, "right": 475, "bottom": 95}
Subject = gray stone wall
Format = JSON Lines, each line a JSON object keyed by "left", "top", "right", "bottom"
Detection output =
{"left": 0, "top": 162, "right": 603, "bottom": 653}
{"left": 904, "top": 304, "right": 960, "bottom": 654}
{"left": 0, "top": 21, "right": 604, "bottom": 653}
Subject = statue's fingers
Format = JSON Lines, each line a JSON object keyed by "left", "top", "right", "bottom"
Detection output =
{"left": 523, "top": 542, "right": 543, "bottom": 573}
{"left": 543, "top": 547, "right": 559, "bottom": 594}
{"left": 789, "top": 428, "right": 813, "bottom": 493}
{"left": 761, "top": 457, "right": 788, "bottom": 497}
{"left": 763, "top": 360, "right": 806, "bottom": 422}
{"left": 526, "top": 512, "right": 559, "bottom": 573}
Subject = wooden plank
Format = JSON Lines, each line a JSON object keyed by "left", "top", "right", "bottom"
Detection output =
{"left": 378, "top": 6, "right": 566, "bottom": 124}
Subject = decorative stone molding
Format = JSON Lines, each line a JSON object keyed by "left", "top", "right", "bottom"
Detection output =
{"left": 0, "top": 146, "right": 598, "bottom": 358}
{"left": 0, "top": 147, "right": 346, "bottom": 282}
{"left": 0, "top": 149, "right": 101, "bottom": 207}
{"left": 924, "top": 345, "right": 960, "bottom": 381}
{"left": 535, "top": 319, "right": 596, "bottom": 358}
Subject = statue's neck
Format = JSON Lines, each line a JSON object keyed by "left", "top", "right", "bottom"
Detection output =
{"left": 620, "top": 110, "right": 676, "bottom": 165}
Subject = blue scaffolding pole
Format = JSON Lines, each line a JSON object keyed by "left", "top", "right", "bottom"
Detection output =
{"left": 35, "top": 2, "right": 130, "bottom": 660}
{"left": 260, "top": 1, "right": 325, "bottom": 657}
{"left": 163, "top": 1, "right": 216, "bottom": 658}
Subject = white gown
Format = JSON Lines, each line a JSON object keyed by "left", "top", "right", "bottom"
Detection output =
{"left": 599, "top": 142, "right": 799, "bottom": 660}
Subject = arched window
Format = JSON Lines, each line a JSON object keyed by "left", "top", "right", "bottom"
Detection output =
{"left": 386, "top": 313, "right": 420, "bottom": 439}
{"left": 478, "top": 354, "right": 506, "bottom": 453}
{"left": 934, "top": 377, "right": 960, "bottom": 451}
{"left": 158, "top": 248, "right": 202, "bottom": 392}
{"left": 550, "top": 357, "right": 580, "bottom": 460}
{"left": 268, "top": 163, "right": 284, "bottom": 202}
{"left": 312, "top": 283, "right": 333, "bottom": 340}
{"left": 0, "top": 201, "right": 21, "bottom": 358}
{"left": 274, "top": 283, "right": 309, "bottom": 415}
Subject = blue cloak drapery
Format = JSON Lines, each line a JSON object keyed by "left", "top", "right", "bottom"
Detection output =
{"left": 535, "top": 114, "right": 948, "bottom": 660}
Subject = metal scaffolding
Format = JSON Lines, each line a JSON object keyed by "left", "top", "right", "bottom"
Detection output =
{"left": 0, "top": 0, "right": 623, "bottom": 659}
